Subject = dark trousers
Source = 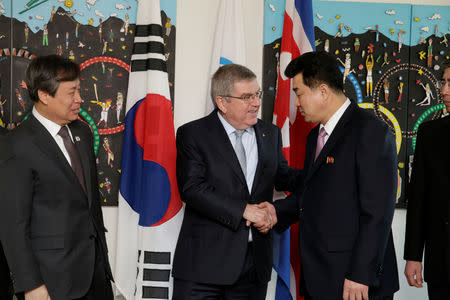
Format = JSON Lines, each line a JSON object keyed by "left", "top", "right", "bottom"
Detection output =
{"left": 427, "top": 284, "right": 450, "bottom": 300}
{"left": 74, "top": 239, "right": 113, "bottom": 300}
{"left": 172, "top": 243, "right": 267, "bottom": 300}
{"left": 0, "top": 243, "right": 13, "bottom": 300}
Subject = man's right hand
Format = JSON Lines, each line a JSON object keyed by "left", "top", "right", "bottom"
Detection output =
{"left": 25, "top": 285, "right": 51, "bottom": 300}
{"left": 257, "top": 202, "right": 277, "bottom": 227}
{"left": 404, "top": 260, "right": 423, "bottom": 287}
{"left": 243, "top": 204, "right": 272, "bottom": 233}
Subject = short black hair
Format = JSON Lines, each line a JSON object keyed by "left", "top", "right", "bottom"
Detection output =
{"left": 26, "top": 55, "right": 80, "bottom": 103}
{"left": 442, "top": 60, "right": 450, "bottom": 73}
{"left": 284, "top": 51, "right": 344, "bottom": 94}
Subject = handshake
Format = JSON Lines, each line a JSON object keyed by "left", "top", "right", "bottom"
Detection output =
{"left": 243, "top": 202, "right": 277, "bottom": 234}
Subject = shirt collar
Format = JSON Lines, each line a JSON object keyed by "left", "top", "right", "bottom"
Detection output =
{"left": 32, "top": 106, "right": 73, "bottom": 141}
{"left": 217, "top": 111, "right": 254, "bottom": 136}
{"left": 320, "top": 98, "right": 351, "bottom": 136}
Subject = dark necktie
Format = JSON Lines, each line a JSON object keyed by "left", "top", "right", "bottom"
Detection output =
{"left": 58, "top": 126, "right": 86, "bottom": 193}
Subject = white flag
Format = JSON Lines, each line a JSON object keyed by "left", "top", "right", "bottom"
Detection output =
{"left": 204, "top": 0, "right": 246, "bottom": 114}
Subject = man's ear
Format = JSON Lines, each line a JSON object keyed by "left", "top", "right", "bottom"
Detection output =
{"left": 318, "top": 83, "right": 330, "bottom": 99}
{"left": 216, "top": 96, "right": 227, "bottom": 114}
{"left": 37, "top": 90, "right": 49, "bottom": 105}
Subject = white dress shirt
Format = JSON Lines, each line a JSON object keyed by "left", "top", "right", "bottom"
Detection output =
{"left": 319, "top": 98, "right": 351, "bottom": 144}
{"left": 32, "top": 106, "right": 74, "bottom": 166}
{"left": 218, "top": 112, "right": 258, "bottom": 241}
{"left": 217, "top": 112, "right": 258, "bottom": 192}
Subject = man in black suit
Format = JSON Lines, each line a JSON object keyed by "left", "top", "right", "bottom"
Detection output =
{"left": 0, "top": 126, "right": 14, "bottom": 300}
{"left": 0, "top": 55, "right": 113, "bottom": 300}
{"left": 404, "top": 61, "right": 450, "bottom": 299}
{"left": 172, "top": 64, "right": 299, "bottom": 299}
{"left": 269, "top": 51, "right": 399, "bottom": 300}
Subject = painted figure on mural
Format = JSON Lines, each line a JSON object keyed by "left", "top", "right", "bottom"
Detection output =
{"left": 165, "top": 17, "right": 172, "bottom": 36}
{"left": 397, "top": 82, "right": 404, "bottom": 103}
{"left": 24, "top": 24, "right": 29, "bottom": 43}
{"left": 0, "top": 96, "right": 5, "bottom": 118}
{"left": 416, "top": 81, "right": 434, "bottom": 106}
{"left": 116, "top": 92, "right": 124, "bottom": 124}
{"left": 384, "top": 78, "right": 390, "bottom": 104}
{"left": 65, "top": 32, "right": 70, "bottom": 49}
{"left": 15, "top": 89, "right": 25, "bottom": 112}
{"left": 103, "top": 137, "right": 114, "bottom": 168}
{"left": 43, "top": 24, "right": 48, "bottom": 47}
{"left": 99, "top": 18, "right": 103, "bottom": 42}
{"left": 122, "top": 13, "right": 130, "bottom": 36}
{"left": 92, "top": 99, "right": 113, "bottom": 128}
{"left": 366, "top": 53, "right": 374, "bottom": 97}
{"left": 337, "top": 53, "right": 354, "bottom": 84}
{"left": 427, "top": 38, "right": 433, "bottom": 68}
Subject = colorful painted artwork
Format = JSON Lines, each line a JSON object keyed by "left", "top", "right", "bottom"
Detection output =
{"left": 0, "top": 0, "right": 177, "bottom": 206}
{"left": 262, "top": 0, "right": 450, "bottom": 206}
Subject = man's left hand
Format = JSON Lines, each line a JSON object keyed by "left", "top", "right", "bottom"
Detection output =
{"left": 342, "top": 278, "right": 368, "bottom": 300}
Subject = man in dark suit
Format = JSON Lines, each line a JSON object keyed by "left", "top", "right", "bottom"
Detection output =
{"left": 269, "top": 51, "right": 399, "bottom": 300}
{"left": 404, "top": 61, "right": 450, "bottom": 299}
{"left": 172, "top": 64, "right": 299, "bottom": 299}
{"left": 0, "top": 126, "right": 14, "bottom": 300}
{"left": 0, "top": 55, "right": 113, "bottom": 300}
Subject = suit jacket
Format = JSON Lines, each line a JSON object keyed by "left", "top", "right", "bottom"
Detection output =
{"left": 0, "top": 115, "right": 112, "bottom": 300}
{"left": 275, "top": 102, "right": 399, "bottom": 299}
{"left": 172, "top": 111, "right": 299, "bottom": 285}
{"left": 404, "top": 116, "right": 450, "bottom": 285}
{"left": 0, "top": 126, "right": 13, "bottom": 299}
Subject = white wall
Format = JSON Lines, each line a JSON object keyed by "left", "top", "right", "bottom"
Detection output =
{"left": 103, "top": 0, "right": 447, "bottom": 298}
{"left": 173, "top": 0, "right": 264, "bottom": 129}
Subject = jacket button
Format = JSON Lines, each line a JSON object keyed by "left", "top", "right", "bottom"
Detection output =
{"left": 89, "top": 234, "right": 96, "bottom": 240}
{"left": 299, "top": 207, "right": 304, "bottom": 213}
{"left": 377, "top": 265, "right": 383, "bottom": 275}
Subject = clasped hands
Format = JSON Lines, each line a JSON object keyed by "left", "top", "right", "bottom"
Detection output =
{"left": 243, "top": 202, "right": 277, "bottom": 234}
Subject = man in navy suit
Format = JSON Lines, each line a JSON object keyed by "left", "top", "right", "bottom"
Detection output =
{"left": 269, "top": 51, "right": 399, "bottom": 300}
{"left": 172, "top": 64, "right": 299, "bottom": 299}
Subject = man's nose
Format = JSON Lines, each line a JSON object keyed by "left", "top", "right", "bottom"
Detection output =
{"left": 75, "top": 91, "right": 83, "bottom": 103}
{"left": 442, "top": 82, "right": 449, "bottom": 94}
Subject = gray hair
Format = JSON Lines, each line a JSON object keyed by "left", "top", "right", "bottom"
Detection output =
{"left": 210, "top": 64, "right": 256, "bottom": 108}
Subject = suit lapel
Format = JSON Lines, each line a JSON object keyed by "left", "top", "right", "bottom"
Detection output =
{"left": 69, "top": 124, "right": 92, "bottom": 206}
{"left": 306, "top": 102, "right": 356, "bottom": 180}
{"left": 304, "top": 125, "right": 319, "bottom": 175}
{"left": 207, "top": 112, "right": 247, "bottom": 186}
{"left": 28, "top": 116, "right": 82, "bottom": 192}
{"left": 250, "top": 121, "right": 265, "bottom": 195}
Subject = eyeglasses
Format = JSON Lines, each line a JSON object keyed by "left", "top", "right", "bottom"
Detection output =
{"left": 220, "top": 90, "right": 263, "bottom": 102}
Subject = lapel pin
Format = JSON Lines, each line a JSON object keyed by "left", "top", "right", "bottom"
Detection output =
{"left": 75, "top": 136, "right": 81, "bottom": 142}
{"left": 262, "top": 133, "right": 266, "bottom": 137}
{"left": 326, "top": 156, "right": 334, "bottom": 164}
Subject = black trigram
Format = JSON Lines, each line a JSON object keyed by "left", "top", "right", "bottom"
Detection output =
{"left": 130, "top": 24, "right": 167, "bottom": 73}
{"left": 139, "top": 250, "right": 171, "bottom": 299}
